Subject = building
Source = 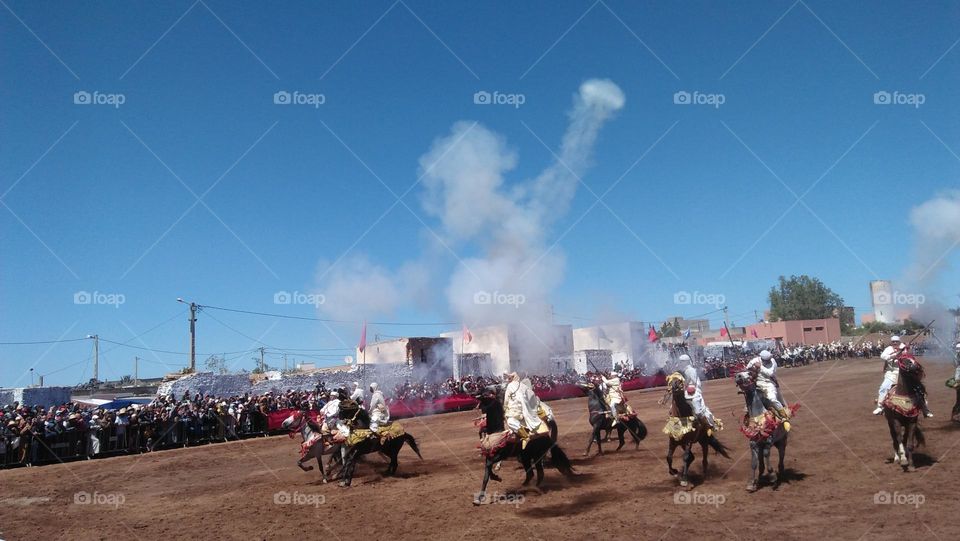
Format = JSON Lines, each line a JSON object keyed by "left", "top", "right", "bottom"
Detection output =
{"left": 356, "top": 337, "right": 453, "bottom": 372}
{"left": 870, "top": 280, "right": 896, "bottom": 324}
{"left": 572, "top": 322, "right": 650, "bottom": 372}
{"left": 442, "top": 324, "right": 574, "bottom": 377}
{"left": 743, "top": 318, "right": 842, "bottom": 345}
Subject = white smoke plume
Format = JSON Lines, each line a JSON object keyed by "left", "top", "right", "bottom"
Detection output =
{"left": 318, "top": 79, "right": 625, "bottom": 372}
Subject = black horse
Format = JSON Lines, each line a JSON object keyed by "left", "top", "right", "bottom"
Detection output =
{"left": 473, "top": 392, "right": 575, "bottom": 505}
{"left": 338, "top": 401, "right": 422, "bottom": 487}
{"left": 882, "top": 355, "right": 926, "bottom": 471}
{"left": 578, "top": 382, "right": 647, "bottom": 456}
{"left": 663, "top": 372, "right": 730, "bottom": 488}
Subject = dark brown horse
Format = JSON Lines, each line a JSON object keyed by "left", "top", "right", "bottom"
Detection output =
{"left": 881, "top": 355, "right": 926, "bottom": 471}
{"left": 662, "top": 372, "right": 730, "bottom": 488}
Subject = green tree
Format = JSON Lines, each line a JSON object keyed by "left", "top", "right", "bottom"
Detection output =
{"left": 768, "top": 275, "right": 845, "bottom": 323}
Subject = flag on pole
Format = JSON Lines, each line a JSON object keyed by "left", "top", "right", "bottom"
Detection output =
{"left": 357, "top": 321, "right": 367, "bottom": 353}
{"left": 751, "top": 328, "right": 759, "bottom": 338}
{"left": 462, "top": 323, "right": 473, "bottom": 344}
{"left": 720, "top": 327, "right": 728, "bottom": 337}
{"left": 683, "top": 328, "right": 691, "bottom": 340}
{"left": 648, "top": 325, "right": 658, "bottom": 343}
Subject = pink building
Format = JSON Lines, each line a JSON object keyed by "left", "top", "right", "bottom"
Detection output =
{"left": 745, "top": 318, "right": 842, "bottom": 345}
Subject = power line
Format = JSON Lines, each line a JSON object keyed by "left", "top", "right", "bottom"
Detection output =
{"left": 0, "top": 337, "right": 89, "bottom": 345}
{"left": 201, "top": 303, "right": 456, "bottom": 326}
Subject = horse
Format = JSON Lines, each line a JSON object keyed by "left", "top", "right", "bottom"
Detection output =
{"left": 337, "top": 401, "right": 422, "bottom": 487}
{"left": 577, "top": 382, "right": 647, "bottom": 456}
{"left": 661, "top": 372, "right": 730, "bottom": 488}
{"left": 280, "top": 410, "right": 343, "bottom": 483}
{"left": 881, "top": 355, "right": 926, "bottom": 471}
{"left": 473, "top": 392, "right": 575, "bottom": 506}
{"left": 734, "top": 371, "right": 795, "bottom": 491}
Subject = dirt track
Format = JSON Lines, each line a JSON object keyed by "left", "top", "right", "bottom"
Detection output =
{"left": 2, "top": 358, "right": 959, "bottom": 541}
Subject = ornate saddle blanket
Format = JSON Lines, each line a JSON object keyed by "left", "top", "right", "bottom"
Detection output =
{"left": 478, "top": 430, "right": 516, "bottom": 457}
{"left": 740, "top": 403, "right": 799, "bottom": 442}
{"left": 377, "top": 421, "right": 405, "bottom": 442}
{"left": 662, "top": 416, "right": 698, "bottom": 441}
{"left": 299, "top": 434, "right": 322, "bottom": 459}
{"left": 882, "top": 392, "right": 920, "bottom": 418}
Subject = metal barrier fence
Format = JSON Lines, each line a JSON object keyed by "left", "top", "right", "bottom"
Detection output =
{"left": 0, "top": 411, "right": 275, "bottom": 469}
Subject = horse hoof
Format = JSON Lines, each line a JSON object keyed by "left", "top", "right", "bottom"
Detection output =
{"left": 473, "top": 497, "right": 484, "bottom": 506}
{"left": 338, "top": 481, "right": 350, "bottom": 487}
{"left": 746, "top": 483, "right": 757, "bottom": 493}
{"left": 679, "top": 480, "right": 688, "bottom": 488}
{"left": 490, "top": 473, "right": 502, "bottom": 483}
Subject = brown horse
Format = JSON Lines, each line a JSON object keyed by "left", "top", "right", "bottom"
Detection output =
{"left": 662, "top": 372, "right": 730, "bottom": 488}
{"left": 881, "top": 355, "right": 926, "bottom": 472}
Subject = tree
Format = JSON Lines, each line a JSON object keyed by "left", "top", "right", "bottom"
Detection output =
{"left": 205, "top": 354, "right": 229, "bottom": 375}
{"left": 768, "top": 275, "right": 845, "bottom": 323}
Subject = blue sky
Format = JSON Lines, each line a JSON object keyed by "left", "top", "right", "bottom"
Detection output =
{"left": 2, "top": 1, "right": 958, "bottom": 387}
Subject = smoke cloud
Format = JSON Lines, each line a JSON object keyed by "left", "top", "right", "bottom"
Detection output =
{"left": 317, "top": 79, "right": 625, "bottom": 372}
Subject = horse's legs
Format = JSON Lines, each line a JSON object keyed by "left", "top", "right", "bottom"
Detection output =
{"left": 700, "top": 440, "right": 710, "bottom": 479}
{"left": 615, "top": 426, "right": 626, "bottom": 451}
{"left": 585, "top": 423, "right": 602, "bottom": 456}
{"left": 521, "top": 450, "right": 534, "bottom": 486}
{"left": 903, "top": 422, "right": 916, "bottom": 471}
{"left": 667, "top": 440, "right": 679, "bottom": 476}
{"left": 534, "top": 457, "right": 545, "bottom": 487}
{"left": 680, "top": 445, "right": 694, "bottom": 488}
{"left": 762, "top": 442, "right": 772, "bottom": 476}
{"left": 474, "top": 457, "right": 495, "bottom": 505}
{"left": 387, "top": 444, "right": 399, "bottom": 476}
{"left": 339, "top": 448, "right": 357, "bottom": 487}
{"left": 886, "top": 416, "right": 901, "bottom": 463}
{"left": 774, "top": 437, "right": 787, "bottom": 485}
{"left": 747, "top": 441, "right": 760, "bottom": 492}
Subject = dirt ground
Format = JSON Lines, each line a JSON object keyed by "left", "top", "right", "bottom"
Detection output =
{"left": 2, "top": 357, "right": 959, "bottom": 541}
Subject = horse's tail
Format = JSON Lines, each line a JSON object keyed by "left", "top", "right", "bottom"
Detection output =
{"left": 630, "top": 418, "right": 647, "bottom": 441}
{"left": 707, "top": 435, "right": 731, "bottom": 459}
{"left": 403, "top": 433, "right": 423, "bottom": 459}
{"left": 913, "top": 426, "right": 926, "bottom": 449}
{"left": 549, "top": 444, "right": 576, "bottom": 477}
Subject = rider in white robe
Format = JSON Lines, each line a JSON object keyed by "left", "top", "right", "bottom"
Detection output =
{"left": 601, "top": 373, "right": 624, "bottom": 426}
{"left": 874, "top": 336, "right": 904, "bottom": 414}
{"left": 367, "top": 382, "right": 390, "bottom": 433}
{"left": 746, "top": 350, "right": 791, "bottom": 431}
{"left": 503, "top": 374, "right": 543, "bottom": 438}
{"left": 320, "top": 393, "right": 340, "bottom": 436}
{"left": 680, "top": 354, "right": 715, "bottom": 429}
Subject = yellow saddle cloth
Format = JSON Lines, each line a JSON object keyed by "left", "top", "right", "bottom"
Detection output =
{"left": 662, "top": 416, "right": 697, "bottom": 441}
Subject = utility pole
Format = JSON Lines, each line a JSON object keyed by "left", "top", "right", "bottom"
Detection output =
{"left": 259, "top": 347, "right": 265, "bottom": 372}
{"left": 87, "top": 334, "right": 99, "bottom": 382}
{"left": 723, "top": 306, "right": 731, "bottom": 331}
{"left": 177, "top": 298, "right": 199, "bottom": 372}
{"left": 134, "top": 357, "right": 140, "bottom": 386}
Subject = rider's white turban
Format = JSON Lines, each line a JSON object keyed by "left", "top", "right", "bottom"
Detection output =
{"left": 891, "top": 335, "right": 901, "bottom": 342}
{"left": 679, "top": 354, "right": 691, "bottom": 363}
{"left": 369, "top": 382, "right": 378, "bottom": 392}
{"left": 955, "top": 342, "right": 960, "bottom": 349}
{"left": 760, "top": 350, "right": 772, "bottom": 360}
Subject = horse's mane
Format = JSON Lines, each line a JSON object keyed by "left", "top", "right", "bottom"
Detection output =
{"left": 479, "top": 396, "right": 505, "bottom": 433}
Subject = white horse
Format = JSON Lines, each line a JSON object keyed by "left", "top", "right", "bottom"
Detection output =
{"left": 280, "top": 411, "right": 343, "bottom": 482}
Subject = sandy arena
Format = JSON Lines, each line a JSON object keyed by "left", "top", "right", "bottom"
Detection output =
{"left": 2, "top": 358, "right": 958, "bottom": 541}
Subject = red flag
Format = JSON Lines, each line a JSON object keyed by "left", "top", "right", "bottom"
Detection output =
{"left": 462, "top": 323, "right": 473, "bottom": 344}
{"left": 357, "top": 321, "right": 367, "bottom": 353}
{"left": 751, "top": 328, "right": 759, "bottom": 338}
{"left": 720, "top": 327, "right": 728, "bottom": 337}
{"left": 648, "top": 325, "right": 658, "bottom": 343}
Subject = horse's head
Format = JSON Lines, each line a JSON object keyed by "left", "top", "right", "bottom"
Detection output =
{"left": 281, "top": 411, "right": 303, "bottom": 432}
{"left": 733, "top": 371, "right": 755, "bottom": 392}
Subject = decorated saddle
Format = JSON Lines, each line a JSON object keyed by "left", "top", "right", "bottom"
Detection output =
{"left": 345, "top": 421, "right": 406, "bottom": 447}
{"left": 740, "top": 403, "right": 800, "bottom": 442}
{"left": 662, "top": 416, "right": 698, "bottom": 441}
{"left": 478, "top": 430, "right": 516, "bottom": 457}
{"left": 881, "top": 392, "right": 921, "bottom": 418}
